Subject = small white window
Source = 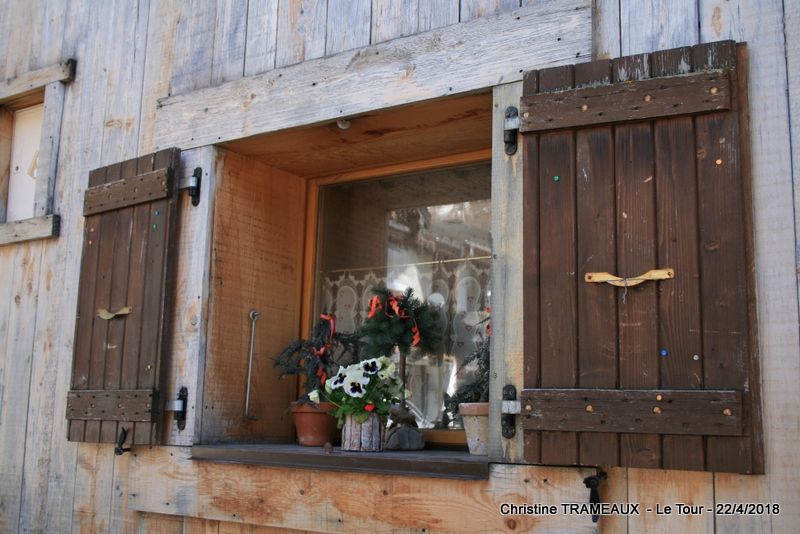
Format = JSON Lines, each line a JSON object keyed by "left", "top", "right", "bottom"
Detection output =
{"left": 6, "top": 104, "right": 43, "bottom": 222}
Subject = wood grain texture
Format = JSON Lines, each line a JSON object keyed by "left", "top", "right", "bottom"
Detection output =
{"left": 276, "top": 0, "right": 328, "bottom": 68}
{"left": 33, "top": 81, "right": 66, "bottom": 217}
{"left": 0, "top": 214, "right": 59, "bottom": 245}
{"left": 326, "top": 0, "right": 371, "bottom": 54}
{"left": 128, "top": 446, "right": 597, "bottom": 533}
{"left": 202, "top": 150, "right": 304, "bottom": 443}
{"left": 371, "top": 0, "right": 418, "bottom": 43}
{"left": 419, "top": 0, "right": 459, "bottom": 31}
{"left": 620, "top": 0, "right": 698, "bottom": 55}
{"left": 211, "top": 0, "right": 248, "bottom": 85}
{"left": 0, "top": 107, "right": 11, "bottom": 222}
{"left": 627, "top": 468, "right": 714, "bottom": 534}
{"left": 0, "top": 59, "right": 74, "bottom": 104}
{"left": 488, "top": 81, "right": 526, "bottom": 463}
{"left": 170, "top": 0, "right": 216, "bottom": 96}
{"left": 243, "top": 1, "right": 279, "bottom": 77}
{"left": 154, "top": 0, "right": 592, "bottom": 151}
{"left": 460, "top": 0, "right": 520, "bottom": 22}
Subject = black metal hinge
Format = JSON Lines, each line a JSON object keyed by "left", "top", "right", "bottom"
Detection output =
{"left": 504, "top": 106, "right": 520, "bottom": 156}
{"left": 164, "top": 387, "right": 188, "bottom": 431}
{"left": 501, "top": 384, "right": 519, "bottom": 439}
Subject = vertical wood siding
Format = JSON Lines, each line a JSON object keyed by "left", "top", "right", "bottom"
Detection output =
{"left": 0, "top": 0, "right": 796, "bottom": 532}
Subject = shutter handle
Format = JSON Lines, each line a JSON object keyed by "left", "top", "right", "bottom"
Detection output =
{"left": 244, "top": 309, "right": 261, "bottom": 421}
{"left": 583, "top": 472, "right": 608, "bottom": 523}
{"left": 96, "top": 306, "right": 133, "bottom": 320}
{"left": 584, "top": 268, "right": 674, "bottom": 287}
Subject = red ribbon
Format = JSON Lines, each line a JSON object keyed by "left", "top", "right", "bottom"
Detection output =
{"left": 313, "top": 313, "right": 336, "bottom": 385}
{"left": 367, "top": 293, "right": 420, "bottom": 347}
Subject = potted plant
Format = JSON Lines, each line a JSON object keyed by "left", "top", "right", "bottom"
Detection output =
{"left": 274, "top": 314, "right": 360, "bottom": 446}
{"left": 445, "top": 335, "right": 490, "bottom": 455}
{"left": 356, "top": 286, "right": 443, "bottom": 450}
{"left": 321, "top": 356, "right": 405, "bottom": 451}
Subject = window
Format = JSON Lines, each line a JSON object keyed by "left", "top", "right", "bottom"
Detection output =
{"left": 0, "top": 59, "right": 74, "bottom": 246}
{"left": 315, "top": 163, "right": 492, "bottom": 435}
{"left": 5, "top": 104, "right": 44, "bottom": 222}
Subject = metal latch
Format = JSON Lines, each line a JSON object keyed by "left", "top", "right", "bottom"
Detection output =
{"left": 501, "top": 384, "right": 519, "bottom": 438}
{"left": 504, "top": 106, "right": 520, "bottom": 155}
{"left": 583, "top": 472, "right": 608, "bottom": 523}
{"left": 115, "top": 427, "right": 131, "bottom": 456}
{"left": 164, "top": 387, "right": 188, "bottom": 430}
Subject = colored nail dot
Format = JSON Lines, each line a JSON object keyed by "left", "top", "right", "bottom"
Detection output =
{"left": 154, "top": 209, "right": 160, "bottom": 216}
{"left": 152, "top": 224, "right": 157, "bottom": 230}
{"left": 553, "top": 175, "right": 560, "bottom": 182}
{"left": 659, "top": 348, "right": 669, "bottom": 357}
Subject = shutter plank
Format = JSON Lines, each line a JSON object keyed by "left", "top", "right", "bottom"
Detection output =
{"left": 121, "top": 152, "right": 156, "bottom": 444}
{"left": 615, "top": 121, "right": 661, "bottom": 469}
{"left": 522, "top": 126, "right": 541, "bottom": 463}
{"left": 652, "top": 47, "right": 706, "bottom": 471}
{"left": 614, "top": 54, "right": 661, "bottom": 469}
{"left": 99, "top": 158, "right": 139, "bottom": 444}
{"left": 575, "top": 58, "right": 619, "bottom": 468}
{"left": 697, "top": 111, "right": 751, "bottom": 473}
{"left": 69, "top": 167, "right": 107, "bottom": 441}
{"left": 134, "top": 148, "right": 180, "bottom": 444}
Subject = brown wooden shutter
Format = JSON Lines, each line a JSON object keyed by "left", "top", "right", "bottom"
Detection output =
{"left": 519, "top": 41, "right": 762, "bottom": 474}
{"left": 67, "top": 148, "right": 181, "bottom": 445}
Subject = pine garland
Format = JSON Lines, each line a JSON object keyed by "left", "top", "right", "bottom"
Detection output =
{"left": 359, "top": 286, "right": 443, "bottom": 359}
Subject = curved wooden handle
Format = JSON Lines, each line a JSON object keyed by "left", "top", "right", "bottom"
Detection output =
{"left": 584, "top": 268, "right": 674, "bottom": 287}
{"left": 96, "top": 306, "right": 133, "bottom": 320}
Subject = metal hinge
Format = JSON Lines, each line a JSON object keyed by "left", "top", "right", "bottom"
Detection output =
{"left": 164, "top": 387, "right": 188, "bottom": 431}
{"left": 501, "top": 384, "right": 518, "bottom": 438}
{"left": 504, "top": 106, "right": 520, "bottom": 155}
{"left": 178, "top": 167, "right": 202, "bottom": 206}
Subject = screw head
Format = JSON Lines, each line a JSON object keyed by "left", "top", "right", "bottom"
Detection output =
{"left": 653, "top": 406, "right": 662, "bottom": 414}
{"left": 644, "top": 95, "right": 652, "bottom": 102}
{"left": 580, "top": 104, "right": 589, "bottom": 111}
{"left": 525, "top": 404, "right": 532, "bottom": 411}
{"left": 656, "top": 394, "right": 663, "bottom": 401}
{"left": 585, "top": 405, "right": 594, "bottom": 413}
{"left": 723, "top": 408, "right": 732, "bottom": 416}
{"left": 715, "top": 158, "right": 723, "bottom": 165}
{"left": 709, "top": 86, "right": 719, "bottom": 95}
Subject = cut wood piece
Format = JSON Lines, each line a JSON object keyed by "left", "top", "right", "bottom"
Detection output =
{"left": 0, "top": 59, "right": 75, "bottom": 104}
{"left": 66, "top": 389, "right": 156, "bottom": 422}
{"left": 520, "top": 389, "right": 743, "bottom": 435}
{"left": 83, "top": 168, "right": 171, "bottom": 216}
{"left": 0, "top": 214, "right": 60, "bottom": 246}
{"left": 520, "top": 70, "right": 732, "bottom": 132}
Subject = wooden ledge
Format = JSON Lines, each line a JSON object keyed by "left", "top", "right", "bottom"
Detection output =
{"left": 191, "top": 443, "right": 489, "bottom": 481}
{"left": 0, "top": 214, "right": 60, "bottom": 246}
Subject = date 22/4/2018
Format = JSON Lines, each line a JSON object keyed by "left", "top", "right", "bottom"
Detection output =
{"left": 651, "top": 503, "right": 781, "bottom": 515}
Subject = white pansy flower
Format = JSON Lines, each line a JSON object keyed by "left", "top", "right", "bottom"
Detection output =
{"left": 308, "top": 389, "right": 320, "bottom": 403}
{"left": 360, "top": 358, "right": 382, "bottom": 375}
{"left": 345, "top": 379, "right": 367, "bottom": 398}
{"left": 328, "top": 368, "right": 348, "bottom": 390}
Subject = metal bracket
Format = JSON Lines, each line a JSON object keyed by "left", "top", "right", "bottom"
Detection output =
{"left": 164, "top": 387, "right": 188, "bottom": 431}
{"left": 501, "top": 384, "right": 518, "bottom": 439}
{"left": 178, "top": 167, "right": 202, "bottom": 206}
{"left": 503, "top": 106, "right": 520, "bottom": 156}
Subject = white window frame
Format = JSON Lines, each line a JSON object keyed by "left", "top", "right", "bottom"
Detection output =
{"left": 0, "top": 59, "right": 75, "bottom": 246}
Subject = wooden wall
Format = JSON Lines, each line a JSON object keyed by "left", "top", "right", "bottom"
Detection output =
{"left": 0, "top": 1, "right": 797, "bottom": 533}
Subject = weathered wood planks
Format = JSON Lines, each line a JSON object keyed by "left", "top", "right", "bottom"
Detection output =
{"left": 153, "top": 0, "right": 592, "bottom": 151}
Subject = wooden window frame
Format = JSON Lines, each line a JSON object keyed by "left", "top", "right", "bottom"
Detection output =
{"left": 301, "top": 150, "right": 493, "bottom": 447}
{"left": 0, "top": 59, "right": 75, "bottom": 246}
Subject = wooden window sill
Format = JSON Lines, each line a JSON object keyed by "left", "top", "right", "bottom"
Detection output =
{"left": 0, "top": 214, "right": 60, "bottom": 246}
{"left": 191, "top": 443, "right": 489, "bottom": 480}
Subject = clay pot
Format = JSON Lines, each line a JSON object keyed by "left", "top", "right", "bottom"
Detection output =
{"left": 459, "top": 402, "right": 489, "bottom": 455}
{"left": 291, "top": 402, "right": 338, "bottom": 446}
{"left": 341, "top": 413, "right": 385, "bottom": 452}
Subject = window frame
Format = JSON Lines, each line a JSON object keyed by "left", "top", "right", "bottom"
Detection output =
{"left": 303, "top": 156, "right": 494, "bottom": 445}
{"left": 0, "top": 59, "right": 75, "bottom": 246}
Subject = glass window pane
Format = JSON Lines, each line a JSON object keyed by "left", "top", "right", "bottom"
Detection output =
{"left": 316, "top": 163, "right": 491, "bottom": 430}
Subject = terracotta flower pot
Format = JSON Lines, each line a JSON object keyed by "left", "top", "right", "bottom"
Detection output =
{"left": 291, "top": 401, "right": 338, "bottom": 446}
{"left": 459, "top": 402, "right": 489, "bottom": 455}
{"left": 341, "top": 413, "right": 385, "bottom": 452}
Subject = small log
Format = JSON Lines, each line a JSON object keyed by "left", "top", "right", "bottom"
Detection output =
{"left": 342, "top": 413, "right": 385, "bottom": 452}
